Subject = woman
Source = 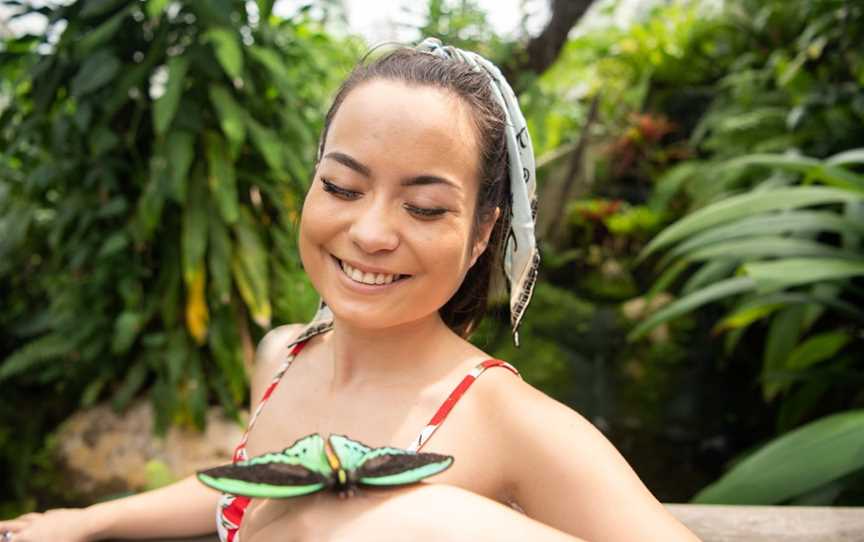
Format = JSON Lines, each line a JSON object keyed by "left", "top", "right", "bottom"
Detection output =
{"left": 0, "top": 39, "right": 699, "bottom": 542}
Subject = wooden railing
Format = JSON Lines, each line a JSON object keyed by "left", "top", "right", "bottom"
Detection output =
{"left": 114, "top": 504, "right": 864, "bottom": 542}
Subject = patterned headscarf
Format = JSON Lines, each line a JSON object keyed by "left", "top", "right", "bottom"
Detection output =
{"left": 300, "top": 37, "right": 540, "bottom": 347}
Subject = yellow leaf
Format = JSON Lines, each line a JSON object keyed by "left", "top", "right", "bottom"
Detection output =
{"left": 185, "top": 263, "right": 209, "bottom": 344}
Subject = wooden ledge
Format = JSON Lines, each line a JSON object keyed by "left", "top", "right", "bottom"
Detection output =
{"left": 666, "top": 504, "right": 864, "bottom": 542}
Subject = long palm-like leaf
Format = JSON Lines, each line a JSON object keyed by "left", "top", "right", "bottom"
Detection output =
{"left": 693, "top": 410, "right": 864, "bottom": 504}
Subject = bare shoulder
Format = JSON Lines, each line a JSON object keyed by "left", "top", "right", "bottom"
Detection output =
{"left": 471, "top": 364, "right": 596, "bottom": 442}
{"left": 472, "top": 362, "right": 699, "bottom": 541}
{"left": 250, "top": 324, "right": 305, "bottom": 403}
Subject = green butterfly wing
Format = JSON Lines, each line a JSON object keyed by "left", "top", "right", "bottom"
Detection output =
{"left": 355, "top": 446, "right": 454, "bottom": 486}
{"left": 197, "top": 433, "right": 332, "bottom": 498}
{"left": 328, "top": 433, "right": 373, "bottom": 470}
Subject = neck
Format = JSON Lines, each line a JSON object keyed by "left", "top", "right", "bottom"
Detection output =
{"left": 323, "top": 312, "right": 460, "bottom": 392}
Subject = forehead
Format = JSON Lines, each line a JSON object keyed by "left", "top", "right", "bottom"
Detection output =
{"left": 323, "top": 79, "right": 480, "bottom": 188}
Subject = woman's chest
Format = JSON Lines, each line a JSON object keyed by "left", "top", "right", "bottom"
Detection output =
{"left": 242, "top": 368, "right": 510, "bottom": 504}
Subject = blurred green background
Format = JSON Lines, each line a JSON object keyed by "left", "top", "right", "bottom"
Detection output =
{"left": 1, "top": 0, "right": 863, "bottom": 517}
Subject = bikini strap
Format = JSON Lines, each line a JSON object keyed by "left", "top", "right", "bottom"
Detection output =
{"left": 231, "top": 321, "right": 334, "bottom": 463}
{"left": 406, "top": 359, "right": 521, "bottom": 452}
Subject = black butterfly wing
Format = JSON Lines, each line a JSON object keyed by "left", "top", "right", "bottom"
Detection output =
{"left": 354, "top": 447, "right": 454, "bottom": 486}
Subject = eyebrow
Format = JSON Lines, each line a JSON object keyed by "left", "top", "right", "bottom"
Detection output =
{"left": 323, "top": 151, "right": 461, "bottom": 192}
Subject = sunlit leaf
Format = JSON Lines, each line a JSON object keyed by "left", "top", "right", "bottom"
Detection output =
{"left": 640, "top": 187, "right": 861, "bottom": 260}
{"left": 146, "top": 0, "right": 170, "bottom": 18}
{"left": 628, "top": 277, "right": 756, "bottom": 341}
{"left": 744, "top": 257, "right": 864, "bottom": 292}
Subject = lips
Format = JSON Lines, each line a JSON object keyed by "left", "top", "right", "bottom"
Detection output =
{"left": 331, "top": 255, "right": 410, "bottom": 286}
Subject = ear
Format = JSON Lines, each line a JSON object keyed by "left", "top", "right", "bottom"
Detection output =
{"left": 469, "top": 206, "right": 501, "bottom": 268}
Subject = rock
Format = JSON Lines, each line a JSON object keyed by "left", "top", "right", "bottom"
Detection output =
{"left": 54, "top": 400, "right": 246, "bottom": 501}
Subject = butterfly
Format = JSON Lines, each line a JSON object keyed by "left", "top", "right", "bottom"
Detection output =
{"left": 197, "top": 432, "right": 454, "bottom": 499}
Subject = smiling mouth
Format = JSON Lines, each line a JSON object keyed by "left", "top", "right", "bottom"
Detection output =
{"left": 331, "top": 255, "right": 411, "bottom": 286}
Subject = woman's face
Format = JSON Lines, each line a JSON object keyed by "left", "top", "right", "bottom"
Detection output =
{"left": 299, "top": 79, "right": 497, "bottom": 331}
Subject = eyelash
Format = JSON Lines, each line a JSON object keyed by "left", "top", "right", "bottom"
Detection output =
{"left": 320, "top": 178, "right": 448, "bottom": 219}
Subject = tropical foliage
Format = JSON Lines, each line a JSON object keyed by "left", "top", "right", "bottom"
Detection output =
{"left": 0, "top": 0, "right": 359, "bottom": 510}
{"left": 2, "top": 0, "right": 863, "bottom": 515}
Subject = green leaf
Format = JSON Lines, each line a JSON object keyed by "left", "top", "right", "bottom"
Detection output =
{"left": 762, "top": 305, "right": 807, "bottom": 399}
{"left": 692, "top": 410, "right": 864, "bottom": 504}
{"left": 723, "top": 153, "right": 864, "bottom": 192}
{"left": 70, "top": 50, "right": 121, "bottom": 97}
{"left": 79, "top": 0, "right": 127, "bottom": 18}
{"left": 209, "top": 85, "right": 246, "bottom": 156}
{"left": 76, "top": 6, "right": 130, "bottom": 56}
{"left": 247, "top": 46, "right": 293, "bottom": 97}
{"left": 182, "top": 172, "right": 209, "bottom": 285}
{"left": 232, "top": 208, "right": 271, "bottom": 327}
{"left": 166, "top": 131, "right": 195, "bottom": 203}
{"left": 146, "top": 0, "right": 170, "bottom": 18}
{"left": 112, "top": 359, "right": 148, "bottom": 410}
{"left": 664, "top": 211, "right": 864, "bottom": 264}
{"left": 153, "top": 56, "right": 189, "bottom": 135}
{"left": 111, "top": 311, "right": 144, "bottom": 355}
{"left": 827, "top": 148, "right": 864, "bottom": 167}
{"left": 98, "top": 231, "right": 128, "bottom": 258}
{"left": 628, "top": 277, "right": 757, "bottom": 341}
{"left": 208, "top": 209, "right": 233, "bottom": 305}
{"left": 744, "top": 258, "right": 864, "bottom": 292}
{"left": 640, "top": 187, "right": 862, "bottom": 261}
{"left": 204, "top": 131, "right": 239, "bottom": 224}
{"left": 786, "top": 331, "right": 851, "bottom": 371}
{"left": 205, "top": 28, "right": 243, "bottom": 81}
{"left": 246, "top": 117, "right": 286, "bottom": 176}
{"left": 715, "top": 301, "right": 782, "bottom": 332}
{"left": 132, "top": 170, "right": 165, "bottom": 242}
{"left": 209, "top": 306, "right": 246, "bottom": 402}
{"left": 681, "top": 259, "right": 738, "bottom": 295}
{"left": 0, "top": 334, "right": 73, "bottom": 382}
{"left": 256, "top": 0, "right": 275, "bottom": 19}
{"left": 683, "top": 237, "right": 857, "bottom": 262}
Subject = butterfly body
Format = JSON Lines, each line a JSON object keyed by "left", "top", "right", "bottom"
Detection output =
{"left": 197, "top": 433, "right": 453, "bottom": 499}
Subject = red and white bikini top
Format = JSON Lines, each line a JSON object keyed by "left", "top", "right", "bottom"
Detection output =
{"left": 215, "top": 323, "right": 521, "bottom": 542}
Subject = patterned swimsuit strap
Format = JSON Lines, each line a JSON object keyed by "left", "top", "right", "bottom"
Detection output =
{"left": 407, "top": 358, "right": 520, "bottom": 452}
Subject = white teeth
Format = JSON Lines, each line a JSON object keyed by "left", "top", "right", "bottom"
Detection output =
{"left": 339, "top": 259, "right": 400, "bottom": 285}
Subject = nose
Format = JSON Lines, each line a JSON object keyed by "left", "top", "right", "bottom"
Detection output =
{"left": 346, "top": 200, "right": 400, "bottom": 254}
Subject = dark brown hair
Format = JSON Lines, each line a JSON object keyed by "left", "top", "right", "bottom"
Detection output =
{"left": 317, "top": 47, "right": 511, "bottom": 338}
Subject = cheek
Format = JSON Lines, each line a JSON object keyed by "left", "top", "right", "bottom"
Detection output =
{"left": 298, "top": 189, "right": 334, "bottom": 269}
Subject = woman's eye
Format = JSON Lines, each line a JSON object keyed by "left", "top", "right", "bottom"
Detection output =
{"left": 320, "top": 178, "right": 360, "bottom": 200}
{"left": 321, "top": 178, "right": 446, "bottom": 218}
{"left": 404, "top": 204, "right": 448, "bottom": 219}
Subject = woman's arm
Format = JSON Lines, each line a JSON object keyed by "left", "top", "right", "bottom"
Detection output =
{"left": 0, "top": 324, "right": 306, "bottom": 542}
{"left": 245, "top": 483, "right": 587, "bottom": 542}
{"left": 492, "top": 378, "right": 700, "bottom": 542}
{"left": 0, "top": 475, "right": 221, "bottom": 542}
